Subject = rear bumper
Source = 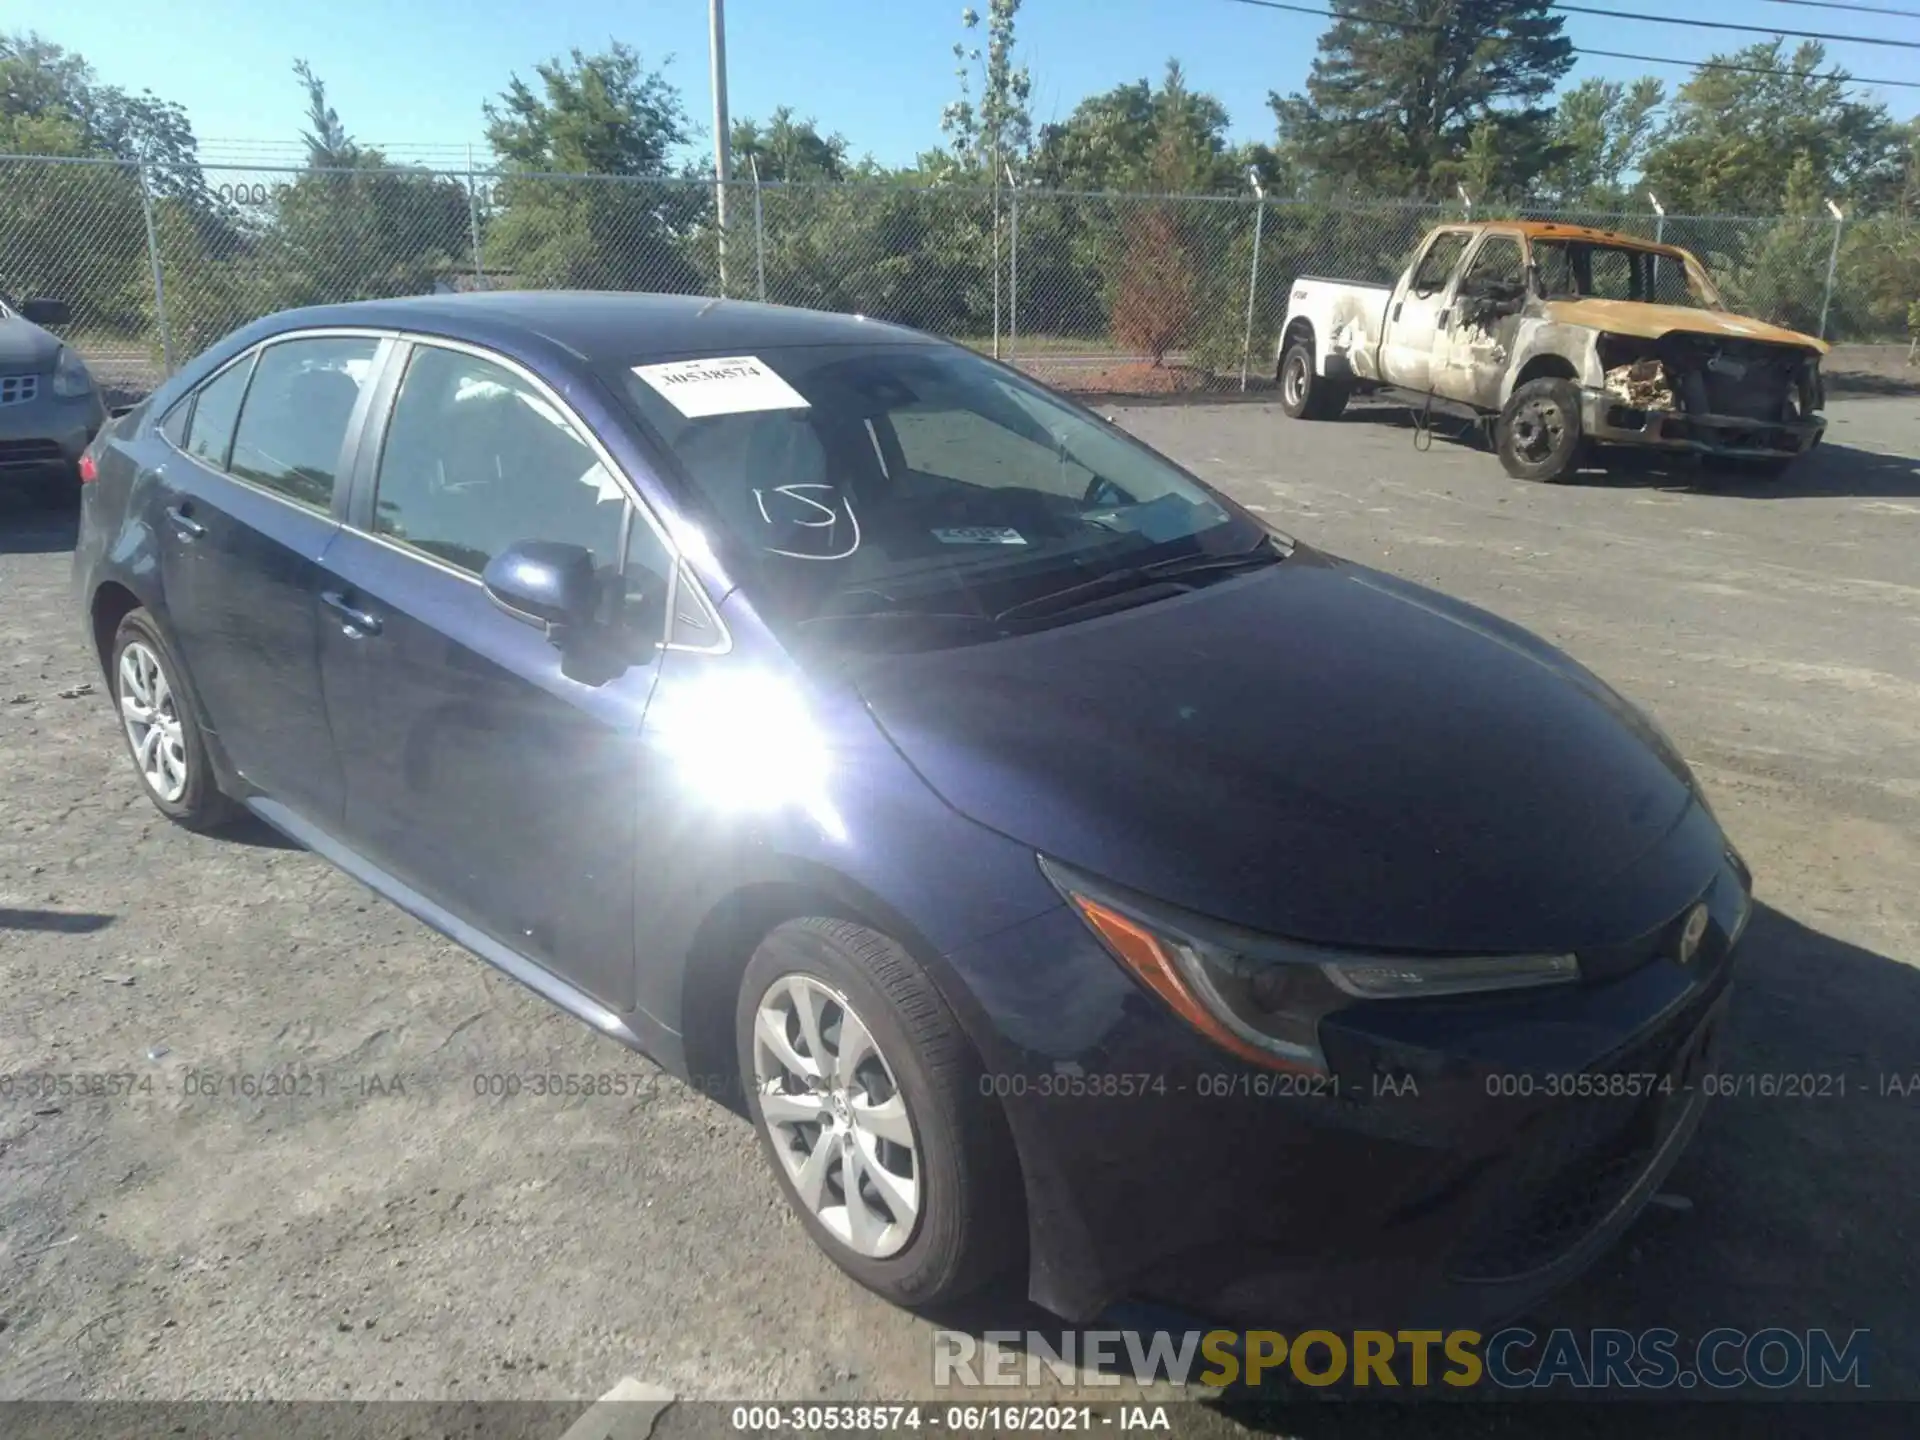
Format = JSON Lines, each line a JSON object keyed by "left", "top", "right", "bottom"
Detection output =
{"left": 1580, "top": 389, "right": 1824, "bottom": 459}
{"left": 0, "top": 391, "right": 106, "bottom": 480}
{"left": 947, "top": 840, "right": 1750, "bottom": 1331}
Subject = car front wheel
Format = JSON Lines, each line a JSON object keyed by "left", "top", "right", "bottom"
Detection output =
{"left": 736, "top": 917, "right": 1022, "bottom": 1308}
{"left": 110, "top": 609, "right": 238, "bottom": 831}
{"left": 1497, "top": 377, "right": 1586, "bottom": 482}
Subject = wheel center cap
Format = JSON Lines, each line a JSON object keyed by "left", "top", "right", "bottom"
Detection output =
{"left": 829, "top": 1090, "right": 851, "bottom": 1125}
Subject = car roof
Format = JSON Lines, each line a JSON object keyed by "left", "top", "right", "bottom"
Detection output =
{"left": 1464, "top": 219, "right": 1690, "bottom": 259}
{"left": 259, "top": 291, "right": 939, "bottom": 363}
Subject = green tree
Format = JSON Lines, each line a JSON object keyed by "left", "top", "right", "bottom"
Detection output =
{"left": 485, "top": 43, "right": 689, "bottom": 176}
{"left": 1537, "top": 76, "right": 1665, "bottom": 208}
{"left": 269, "top": 61, "right": 472, "bottom": 306}
{"left": 941, "top": 1, "right": 1032, "bottom": 175}
{"left": 731, "top": 108, "right": 848, "bottom": 184}
{"left": 1641, "top": 41, "right": 1905, "bottom": 215}
{"left": 0, "top": 31, "right": 179, "bottom": 337}
{"left": 1035, "top": 62, "right": 1245, "bottom": 194}
{"left": 1270, "top": 0, "right": 1573, "bottom": 199}
{"left": 482, "top": 45, "right": 703, "bottom": 293}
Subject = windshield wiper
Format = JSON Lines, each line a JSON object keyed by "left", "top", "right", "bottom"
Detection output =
{"left": 991, "top": 536, "right": 1283, "bottom": 626}
{"left": 1140, "top": 537, "right": 1285, "bottom": 581}
{"left": 795, "top": 607, "right": 999, "bottom": 632}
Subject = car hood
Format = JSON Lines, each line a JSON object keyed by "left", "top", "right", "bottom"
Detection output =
{"left": 1542, "top": 298, "right": 1828, "bottom": 354}
{"left": 0, "top": 317, "right": 61, "bottom": 371}
{"left": 849, "top": 549, "right": 1704, "bottom": 953}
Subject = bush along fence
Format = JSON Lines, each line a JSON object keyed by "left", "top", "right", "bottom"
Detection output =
{"left": 3, "top": 153, "right": 1915, "bottom": 398}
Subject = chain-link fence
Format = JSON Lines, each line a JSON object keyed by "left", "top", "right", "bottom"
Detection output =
{"left": 3, "top": 154, "right": 1914, "bottom": 400}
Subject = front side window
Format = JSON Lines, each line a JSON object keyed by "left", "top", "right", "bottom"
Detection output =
{"left": 372, "top": 344, "right": 629, "bottom": 579}
{"left": 228, "top": 336, "right": 379, "bottom": 510}
{"left": 184, "top": 356, "right": 253, "bottom": 469}
{"left": 608, "top": 343, "right": 1261, "bottom": 649}
{"left": 1410, "top": 233, "right": 1471, "bottom": 295}
{"left": 1459, "top": 236, "right": 1524, "bottom": 295}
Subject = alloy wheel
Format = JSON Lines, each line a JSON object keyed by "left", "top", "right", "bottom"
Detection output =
{"left": 752, "top": 973, "right": 921, "bottom": 1259}
{"left": 117, "top": 640, "right": 188, "bottom": 804}
{"left": 1283, "top": 353, "right": 1308, "bottom": 409}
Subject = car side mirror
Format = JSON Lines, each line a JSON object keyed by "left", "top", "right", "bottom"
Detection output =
{"left": 18, "top": 298, "right": 72, "bottom": 327}
{"left": 482, "top": 540, "right": 600, "bottom": 643}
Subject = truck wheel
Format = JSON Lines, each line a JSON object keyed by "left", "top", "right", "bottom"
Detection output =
{"left": 1497, "top": 379, "right": 1585, "bottom": 482}
{"left": 1279, "top": 342, "right": 1348, "bottom": 421}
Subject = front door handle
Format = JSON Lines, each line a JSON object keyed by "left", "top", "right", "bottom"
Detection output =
{"left": 320, "top": 590, "right": 383, "bottom": 638}
{"left": 165, "top": 505, "right": 206, "bottom": 539}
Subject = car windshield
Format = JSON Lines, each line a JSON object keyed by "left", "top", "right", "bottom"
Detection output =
{"left": 606, "top": 342, "right": 1269, "bottom": 649}
{"left": 1531, "top": 239, "right": 1718, "bottom": 310}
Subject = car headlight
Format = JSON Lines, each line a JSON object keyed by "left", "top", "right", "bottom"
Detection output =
{"left": 1041, "top": 858, "right": 1578, "bottom": 1074}
{"left": 52, "top": 346, "right": 93, "bottom": 398}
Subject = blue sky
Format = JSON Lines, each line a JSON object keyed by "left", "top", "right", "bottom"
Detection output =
{"left": 10, "top": 0, "right": 1916, "bottom": 172}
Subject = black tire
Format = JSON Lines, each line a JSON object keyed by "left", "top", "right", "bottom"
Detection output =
{"left": 1497, "top": 377, "right": 1586, "bottom": 482}
{"left": 109, "top": 609, "right": 240, "bottom": 831}
{"left": 736, "top": 917, "right": 1023, "bottom": 1309}
{"left": 1278, "top": 340, "right": 1348, "bottom": 421}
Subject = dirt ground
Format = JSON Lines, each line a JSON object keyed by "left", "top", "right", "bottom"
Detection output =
{"left": 3, "top": 395, "right": 1918, "bottom": 1422}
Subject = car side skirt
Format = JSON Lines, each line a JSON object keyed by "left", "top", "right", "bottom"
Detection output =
{"left": 244, "top": 795, "right": 691, "bottom": 1079}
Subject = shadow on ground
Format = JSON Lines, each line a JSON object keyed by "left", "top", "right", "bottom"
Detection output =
{"left": 0, "top": 491, "right": 79, "bottom": 556}
{"left": 1347, "top": 402, "right": 1920, "bottom": 499}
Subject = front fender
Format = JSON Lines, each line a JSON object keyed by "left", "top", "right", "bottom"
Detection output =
{"left": 1499, "top": 319, "right": 1604, "bottom": 406}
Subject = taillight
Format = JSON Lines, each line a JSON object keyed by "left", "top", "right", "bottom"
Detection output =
{"left": 78, "top": 452, "right": 98, "bottom": 483}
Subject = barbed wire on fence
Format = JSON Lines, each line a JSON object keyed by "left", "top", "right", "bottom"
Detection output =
{"left": 2, "top": 153, "right": 1912, "bottom": 399}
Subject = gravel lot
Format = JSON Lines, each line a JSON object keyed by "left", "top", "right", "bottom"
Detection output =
{"left": 3, "top": 396, "right": 1918, "bottom": 1417}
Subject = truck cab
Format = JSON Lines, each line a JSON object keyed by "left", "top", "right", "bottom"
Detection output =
{"left": 1275, "top": 221, "right": 1828, "bottom": 483}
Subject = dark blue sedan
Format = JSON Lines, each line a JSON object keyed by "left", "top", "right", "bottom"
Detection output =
{"left": 72, "top": 293, "right": 1749, "bottom": 1328}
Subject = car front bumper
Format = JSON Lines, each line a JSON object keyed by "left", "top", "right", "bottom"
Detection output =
{"left": 1580, "top": 388, "right": 1824, "bottom": 459}
{"left": 948, "top": 833, "right": 1751, "bottom": 1331}
{"left": 0, "top": 389, "right": 108, "bottom": 482}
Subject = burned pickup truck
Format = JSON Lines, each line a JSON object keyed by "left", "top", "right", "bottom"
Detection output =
{"left": 1275, "top": 220, "right": 1828, "bottom": 482}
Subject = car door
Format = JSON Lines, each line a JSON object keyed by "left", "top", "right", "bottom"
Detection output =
{"left": 1431, "top": 231, "right": 1526, "bottom": 407}
{"left": 1379, "top": 229, "right": 1473, "bottom": 395}
{"left": 152, "top": 332, "right": 387, "bottom": 823}
{"left": 314, "top": 339, "right": 677, "bottom": 1012}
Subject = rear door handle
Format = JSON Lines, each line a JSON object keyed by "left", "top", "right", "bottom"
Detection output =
{"left": 320, "top": 590, "right": 383, "bottom": 638}
{"left": 165, "top": 505, "right": 206, "bottom": 539}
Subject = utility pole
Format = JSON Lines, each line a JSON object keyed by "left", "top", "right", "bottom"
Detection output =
{"left": 710, "top": 0, "right": 731, "bottom": 296}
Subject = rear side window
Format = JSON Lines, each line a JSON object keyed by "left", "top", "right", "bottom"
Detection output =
{"left": 159, "top": 399, "right": 192, "bottom": 450}
{"left": 228, "top": 336, "right": 379, "bottom": 511}
{"left": 184, "top": 358, "right": 253, "bottom": 469}
{"left": 371, "top": 344, "right": 628, "bottom": 576}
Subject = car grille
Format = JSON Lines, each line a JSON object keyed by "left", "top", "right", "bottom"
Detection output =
{"left": 0, "top": 374, "right": 40, "bottom": 406}
{"left": 1447, "top": 986, "right": 1721, "bottom": 1282}
{"left": 0, "top": 438, "right": 65, "bottom": 468}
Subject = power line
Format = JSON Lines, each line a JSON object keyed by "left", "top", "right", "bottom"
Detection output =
{"left": 1550, "top": 1, "right": 1920, "bottom": 49}
{"left": 1765, "top": 0, "right": 1920, "bottom": 19}
{"left": 1218, "top": 0, "right": 1920, "bottom": 89}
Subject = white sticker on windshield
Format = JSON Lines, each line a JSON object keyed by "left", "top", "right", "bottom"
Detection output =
{"left": 631, "top": 355, "right": 810, "bottom": 418}
{"left": 933, "top": 526, "right": 1027, "bottom": 546}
